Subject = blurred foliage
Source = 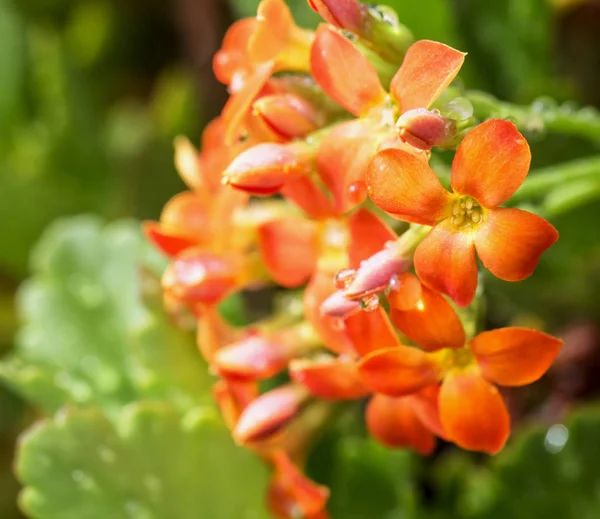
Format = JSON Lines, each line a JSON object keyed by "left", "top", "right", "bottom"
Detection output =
{"left": 0, "top": 0, "right": 600, "bottom": 517}
{"left": 1, "top": 217, "right": 270, "bottom": 519}
{"left": 17, "top": 404, "right": 270, "bottom": 519}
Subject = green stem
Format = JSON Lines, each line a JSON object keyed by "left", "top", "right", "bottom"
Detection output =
{"left": 510, "top": 155, "right": 600, "bottom": 203}
{"left": 466, "top": 91, "right": 600, "bottom": 143}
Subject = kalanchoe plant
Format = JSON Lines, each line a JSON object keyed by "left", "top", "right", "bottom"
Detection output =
{"left": 142, "top": 0, "right": 600, "bottom": 517}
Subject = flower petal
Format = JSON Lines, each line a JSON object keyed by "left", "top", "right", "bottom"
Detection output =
{"left": 311, "top": 25, "right": 385, "bottom": 116}
{"left": 268, "top": 451, "right": 330, "bottom": 519}
{"left": 451, "top": 120, "right": 531, "bottom": 207}
{"left": 347, "top": 208, "right": 397, "bottom": 269}
{"left": 474, "top": 207, "right": 558, "bottom": 282}
{"left": 414, "top": 220, "right": 478, "bottom": 307}
{"left": 439, "top": 369, "right": 510, "bottom": 454}
{"left": 470, "top": 327, "right": 563, "bottom": 387}
{"left": 391, "top": 40, "right": 466, "bottom": 112}
{"left": 345, "top": 307, "right": 400, "bottom": 357}
{"left": 304, "top": 270, "right": 354, "bottom": 354}
{"left": 366, "top": 394, "right": 436, "bottom": 454}
{"left": 213, "top": 379, "right": 259, "bottom": 430}
{"left": 411, "top": 385, "right": 447, "bottom": 440}
{"left": 367, "top": 148, "right": 452, "bottom": 225}
{"left": 259, "top": 217, "right": 319, "bottom": 287}
{"left": 249, "top": 0, "right": 294, "bottom": 63}
{"left": 221, "top": 62, "right": 275, "bottom": 144}
{"left": 390, "top": 284, "right": 465, "bottom": 351}
{"left": 358, "top": 346, "right": 440, "bottom": 397}
{"left": 289, "top": 356, "right": 369, "bottom": 399}
{"left": 213, "top": 18, "right": 257, "bottom": 85}
{"left": 142, "top": 221, "right": 198, "bottom": 258}
{"left": 316, "top": 120, "right": 380, "bottom": 213}
{"left": 386, "top": 272, "right": 422, "bottom": 311}
{"left": 280, "top": 175, "right": 337, "bottom": 219}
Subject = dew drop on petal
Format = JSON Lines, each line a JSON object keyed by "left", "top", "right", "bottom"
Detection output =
{"left": 347, "top": 181, "right": 367, "bottom": 206}
{"left": 360, "top": 295, "right": 379, "bottom": 312}
{"left": 334, "top": 268, "right": 356, "bottom": 289}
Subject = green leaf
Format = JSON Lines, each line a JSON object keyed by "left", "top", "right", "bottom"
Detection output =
{"left": 0, "top": 216, "right": 211, "bottom": 414}
{"left": 327, "top": 435, "right": 419, "bottom": 519}
{"left": 17, "top": 402, "right": 271, "bottom": 519}
{"left": 463, "top": 405, "right": 600, "bottom": 519}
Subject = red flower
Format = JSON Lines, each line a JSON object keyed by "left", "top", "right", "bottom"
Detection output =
{"left": 367, "top": 119, "right": 559, "bottom": 307}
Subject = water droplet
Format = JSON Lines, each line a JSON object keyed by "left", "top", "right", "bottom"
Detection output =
{"left": 544, "top": 423, "right": 569, "bottom": 453}
{"left": 334, "top": 268, "right": 356, "bottom": 289}
{"left": 98, "top": 445, "right": 116, "bottom": 463}
{"left": 387, "top": 274, "right": 400, "bottom": 293}
{"left": 368, "top": 5, "right": 399, "bottom": 26}
{"left": 443, "top": 97, "right": 473, "bottom": 121}
{"left": 347, "top": 181, "right": 367, "bottom": 206}
{"left": 360, "top": 295, "right": 379, "bottom": 312}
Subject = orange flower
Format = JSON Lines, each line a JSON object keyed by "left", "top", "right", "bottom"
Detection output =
{"left": 367, "top": 119, "right": 559, "bottom": 307}
{"left": 290, "top": 309, "right": 446, "bottom": 454}
{"left": 308, "top": 26, "right": 465, "bottom": 212}
{"left": 358, "top": 309, "right": 563, "bottom": 453}
{"left": 311, "top": 25, "right": 464, "bottom": 136}
{"left": 214, "top": 0, "right": 313, "bottom": 143}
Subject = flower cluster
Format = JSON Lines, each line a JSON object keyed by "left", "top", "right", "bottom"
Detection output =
{"left": 145, "top": 0, "right": 563, "bottom": 517}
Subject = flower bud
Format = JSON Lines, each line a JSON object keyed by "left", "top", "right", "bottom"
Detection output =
{"left": 319, "top": 290, "right": 361, "bottom": 319}
{"left": 222, "top": 142, "right": 313, "bottom": 195}
{"left": 215, "top": 327, "right": 315, "bottom": 381}
{"left": 253, "top": 94, "right": 322, "bottom": 139}
{"left": 234, "top": 384, "right": 310, "bottom": 444}
{"left": 162, "top": 249, "right": 239, "bottom": 305}
{"left": 307, "top": 0, "right": 366, "bottom": 33}
{"left": 290, "top": 356, "right": 369, "bottom": 400}
{"left": 344, "top": 244, "right": 412, "bottom": 300}
{"left": 396, "top": 108, "right": 457, "bottom": 150}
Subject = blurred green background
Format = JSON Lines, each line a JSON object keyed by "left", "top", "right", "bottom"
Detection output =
{"left": 1, "top": 0, "right": 600, "bottom": 518}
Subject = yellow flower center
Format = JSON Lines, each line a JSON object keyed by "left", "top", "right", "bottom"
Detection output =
{"left": 450, "top": 196, "right": 483, "bottom": 230}
{"left": 435, "top": 346, "right": 475, "bottom": 375}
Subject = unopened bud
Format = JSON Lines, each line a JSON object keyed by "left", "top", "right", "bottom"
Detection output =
{"left": 253, "top": 94, "right": 322, "bottom": 139}
{"left": 344, "top": 244, "right": 411, "bottom": 300}
{"left": 308, "top": 0, "right": 366, "bottom": 32}
{"left": 234, "top": 384, "right": 309, "bottom": 444}
{"left": 162, "top": 249, "right": 239, "bottom": 305}
{"left": 397, "top": 108, "right": 457, "bottom": 150}
{"left": 290, "top": 356, "right": 369, "bottom": 400}
{"left": 215, "top": 328, "right": 312, "bottom": 381}
{"left": 222, "top": 143, "right": 313, "bottom": 195}
{"left": 319, "top": 290, "right": 361, "bottom": 319}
